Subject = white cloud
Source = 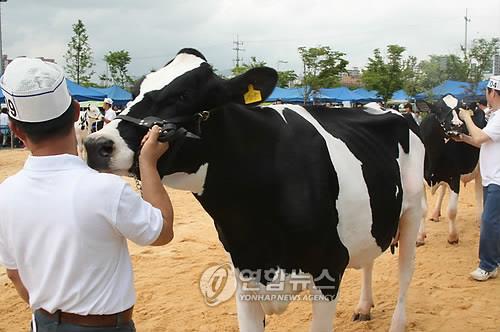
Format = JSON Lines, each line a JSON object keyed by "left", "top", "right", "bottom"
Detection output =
{"left": 1, "top": 0, "right": 499, "bottom": 80}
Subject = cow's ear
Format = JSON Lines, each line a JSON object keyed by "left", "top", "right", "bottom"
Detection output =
{"left": 415, "top": 100, "right": 433, "bottom": 113}
{"left": 224, "top": 67, "right": 278, "bottom": 106}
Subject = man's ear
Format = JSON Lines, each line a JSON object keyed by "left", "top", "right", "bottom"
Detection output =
{"left": 8, "top": 121, "right": 26, "bottom": 144}
{"left": 72, "top": 100, "right": 80, "bottom": 122}
{"left": 224, "top": 67, "right": 278, "bottom": 106}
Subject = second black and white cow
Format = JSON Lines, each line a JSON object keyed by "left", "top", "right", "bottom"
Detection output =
{"left": 417, "top": 96, "right": 486, "bottom": 245}
{"left": 75, "top": 105, "right": 102, "bottom": 158}
{"left": 85, "top": 49, "right": 425, "bottom": 332}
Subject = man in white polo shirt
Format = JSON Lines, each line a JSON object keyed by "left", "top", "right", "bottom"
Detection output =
{"left": 103, "top": 97, "right": 116, "bottom": 124}
{"left": 457, "top": 75, "right": 500, "bottom": 281}
{"left": 0, "top": 58, "right": 174, "bottom": 331}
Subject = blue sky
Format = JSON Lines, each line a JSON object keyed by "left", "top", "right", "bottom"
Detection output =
{"left": 2, "top": 0, "right": 499, "bottom": 80}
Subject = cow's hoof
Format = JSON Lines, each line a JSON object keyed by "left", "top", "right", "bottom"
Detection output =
{"left": 416, "top": 233, "right": 427, "bottom": 247}
{"left": 352, "top": 312, "right": 371, "bottom": 321}
{"left": 429, "top": 216, "right": 440, "bottom": 222}
{"left": 447, "top": 238, "right": 459, "bottom": 245}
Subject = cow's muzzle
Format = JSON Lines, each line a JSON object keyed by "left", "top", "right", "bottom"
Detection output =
{"left": 85, "top": 136, "right": 115, "bottom": 170}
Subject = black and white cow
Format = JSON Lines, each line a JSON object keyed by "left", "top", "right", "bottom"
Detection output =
{"left": 75, "top": 105, "right": 102, "bottom": 158}
{"left": 85, "top": 49, "right": 425, "bottom": 332}
{"left": 416, "top": 96, "right": 486, "bottom": 245}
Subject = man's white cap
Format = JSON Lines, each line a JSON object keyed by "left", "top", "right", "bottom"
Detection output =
{"left": 0, "top": 57, "right": 72, "bottom": 123}
{"left": 104, "top": 97, "right": 113, "bottom": 105}
{"left": 487, "top": 75, "right": 500, "bottom": 91}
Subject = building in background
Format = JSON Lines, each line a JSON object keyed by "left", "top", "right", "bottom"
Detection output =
{"left": 1, "top": 55, "right": 56, "bottom": 71}
{"left": 340, "top": 67, "right": 361, "bottom": 88}
{"left": 493, "top": 54, "right": 500, "bottom": 76}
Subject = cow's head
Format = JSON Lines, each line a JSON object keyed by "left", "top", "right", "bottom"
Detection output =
{"left": 416, "top": 94, "right": 465, "bottom": 136}
{"left": 417, "top": 94, "right": 486, "bottom": 138}
{"left": 87, "top": 105, "right": 102, "bottom": 120}
{"left": 85, "top": 48, "right": 277, "bottom": 176}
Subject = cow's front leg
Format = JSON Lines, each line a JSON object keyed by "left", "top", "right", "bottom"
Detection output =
{"left": 235, "top": 274, "right": 265, "bottom": 332}
{"left": 353, "top": 261, "right": 374, "bottom": 321}
{"left": 447, "top": 191, "right": 459, "bottom": 244}
{"left": 310, "top": 287, "right": 339, "bottom": 332}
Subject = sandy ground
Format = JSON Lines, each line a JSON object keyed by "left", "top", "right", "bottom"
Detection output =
{"left": 0, "top": 149, "right": 499, "bottom": 332}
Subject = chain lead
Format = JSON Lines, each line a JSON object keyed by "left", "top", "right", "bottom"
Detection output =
{"left": 132, "top": 157, "right": 143, "bottom": 198}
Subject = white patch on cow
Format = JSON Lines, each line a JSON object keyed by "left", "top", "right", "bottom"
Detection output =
{"left": 161, "top": 163, "right": 208, "bottom": 195}
{"left": 85, "top": 121, "right": 135, "bottom": 172}
{"left": 120, "top": 53, "right": 206, "bottom": 117}
{"left": 86, "top": 52, "right": 206, "bottom": 172}
{"left": 443, "top": 94, "right": 458, "bottom": 109}
{"left": 363, "top": 102, "right": 402, "bottom": 117}
{"left": 267, "top": 104, "right": 381, "bottom": 268}
{"left": 451, "top": 109, "right": 463, "bottom": 126}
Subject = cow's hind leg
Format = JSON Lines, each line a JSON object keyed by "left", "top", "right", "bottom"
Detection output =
{"left": 429, "top": 185, "right": 446, "bottom": 222}
{"left": 235, "top": 281, "right": 265, "bottom": 332}
{"left": 352, "top": 261, "right": 374, "bottom": 321}
{"left": 417, "top": 187, "right": 429, "bottom": 246}
{"left": 447, "top": 191, "right": 459, "bottom": 244}
{"left": 390, "top": 207, "right": 420, "bottom": 332}
{"left": 310, "top": 287, "right": 339, "bottom": 332}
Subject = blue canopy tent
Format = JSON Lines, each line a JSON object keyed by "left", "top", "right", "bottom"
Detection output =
{"left": 266, "top": 87, "right": 309, "bottom": 103}
{"left": 352, "top": 88, "right": 382, "bottom": 103}
{"left": 414, "top": 80, "right": 487, "bottom": 101}
{"left": 389, "top": 89, "right": 411, "bottom": 103}
{"left": 0, "top": 89, "right": 4, "bottom": 104}
{"left": 266, "top": 87, "right": 290, "bottom": 102}
{"left": 90, "top": 85, "right": 132, "bottom": 106}
{"left": 313, "top": 87, "right": 362, "bottom": 103}
{"left": 66, "top": 79, "right": 106, "bottom": 101}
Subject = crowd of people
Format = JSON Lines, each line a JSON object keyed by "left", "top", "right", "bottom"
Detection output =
{"left": 0, "top": 57, "right": 498, "bottom": 331}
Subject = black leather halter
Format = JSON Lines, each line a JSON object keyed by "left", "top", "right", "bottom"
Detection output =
{"left": 116, "top": 110, "right": 210, "bottom": 142}
{"left": 117, "top": 110, "right": 211, "bottom": 184}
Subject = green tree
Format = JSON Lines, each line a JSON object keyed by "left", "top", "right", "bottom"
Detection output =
{"left": 362, "top": 45, "right": 410, "bottom": 101}
{"left": 277, "top": 70, "right": 298, "bottom": 88}
{"left": 64, "top": 19, "right": 94, "bottom": 85}
{"left": 231, "top": 56, "right": 266, "bottom": 76}
{"left": 467, "top": 38, "right": 500, "bottom": 83}
{"left": 104, "top": 50, "right": 133, "bottom": 88}
{"left": 401, "top": 55, "right": 422, "bottom": 97}
{"left": 418, "top": 55, "right": 468, "bottom": 90}
{"left": 298, "top": 46, "right": 348, "bottom": 89}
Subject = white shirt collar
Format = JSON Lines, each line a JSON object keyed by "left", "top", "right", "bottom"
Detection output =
{"left": 24, "top": 154, "right": 89, "bottom": 171}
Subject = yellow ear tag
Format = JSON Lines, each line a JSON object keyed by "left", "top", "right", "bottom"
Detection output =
{"left": 243, "top": 84, "right": 262, "bottom": 104}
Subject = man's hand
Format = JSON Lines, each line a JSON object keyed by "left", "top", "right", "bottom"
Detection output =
{"left": 140, "top": 125, "right": 169, "bottom": 164}
{"left": 451, "top": 133, "right": 466, "bottom": 142}
{"left": 459, "top": 108, "right": 473, "bottom": 121}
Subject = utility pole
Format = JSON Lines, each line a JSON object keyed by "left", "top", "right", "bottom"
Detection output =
{"left": 232, "top": 35, "right": 244, "bottom": 68}
{"left": 0, "top": 0, "right": 7, "bottom": 76}
{"left": 463, "top": 8, "right": 471, "bottom": 57}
